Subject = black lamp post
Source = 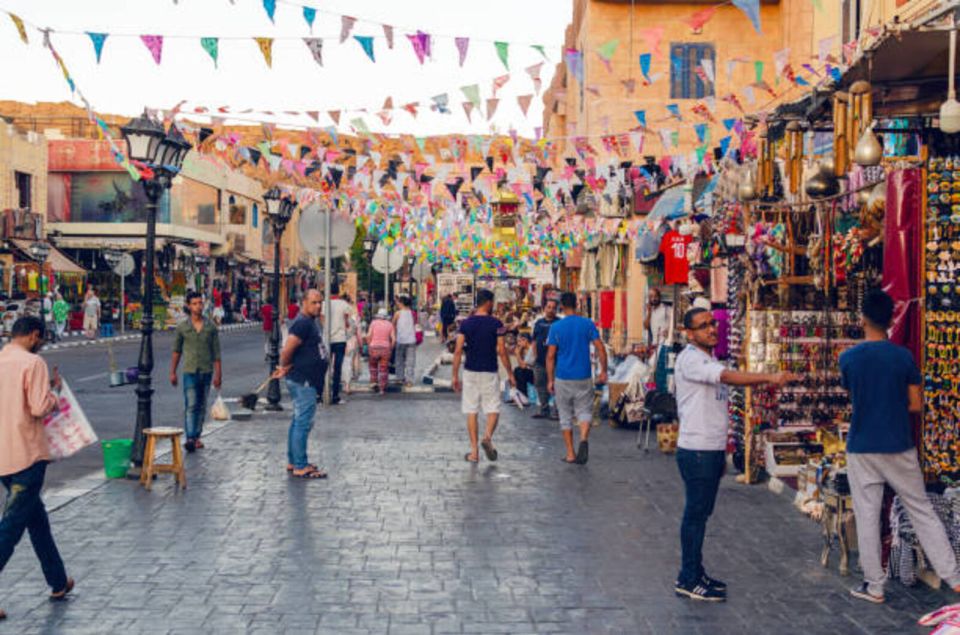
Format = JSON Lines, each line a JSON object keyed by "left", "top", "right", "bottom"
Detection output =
{"left": 362, "top": 236, "right": 377, "bottom": 321}
{"left": 29, "top": 241, "right": 50, "bottom": 332}
{"left": 264, "top": 186, "right": 296, "bottom": 411}
{"left": 121, "top": 111, "right": 192, "bottom": 469}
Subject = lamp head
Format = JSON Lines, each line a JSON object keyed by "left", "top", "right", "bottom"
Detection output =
{"left": 941, "top": 97, "right": 960, "bottom": 134}
{"left": 120, "top": 110, "right": 165, "bottom": 164}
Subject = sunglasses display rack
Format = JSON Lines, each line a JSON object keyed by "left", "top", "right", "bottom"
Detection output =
{"left": 726, "top": 259, "right": 748, "bottom": 477}
{"left": 923, "top": 153, "right": 960, "bottom": 480}
{"left": 742, "top": 309, "right": 859, "bottom": 479}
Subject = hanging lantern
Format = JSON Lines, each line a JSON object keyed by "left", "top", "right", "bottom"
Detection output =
{"left": 832, "top": 91, "right": 850, "bottom": 176}
{"left": 850, "top": 81, "right": 881, "bottom": 167}
{"left": 738, "top": 166, "right": 758, "bottom": 201}
{"left": 492, "top": 188, "right": 519, "bottom": 244}
{"left": 941, "top": 27, "right": 960, "bottom": 134}
{"left": 805, "top": 162, "right": 839, "bottom": 199}
{"left": 785, "top": 121, "right": 804, "bottom": 195}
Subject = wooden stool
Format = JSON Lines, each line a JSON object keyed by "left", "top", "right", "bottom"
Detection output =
{"left": 140, "top": 427, "right": 187, "bottom": 491}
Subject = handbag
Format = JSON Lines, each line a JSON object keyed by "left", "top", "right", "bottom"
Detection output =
{"left": 43, "top": 380, "right": 98, "bottom": 460}
{"left": 210, "top": 391, "right": 230, "bottom": 421}
{"left": 415, "top": 326, "right": 424, "bottom": 345}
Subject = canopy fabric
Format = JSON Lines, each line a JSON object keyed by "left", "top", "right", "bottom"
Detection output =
{"left": 10, "top": 239, "right": 86, "bottom": 275}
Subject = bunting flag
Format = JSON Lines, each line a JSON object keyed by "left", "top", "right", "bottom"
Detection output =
{"left": 596, "top": 39, "right": 619, "bottom": 72}
{"left": 8, "top": 13, "right": 27, "bottom": 44}
{"left": 719, "top": 135, "right": 732, "bottom": 157}
{"left": 406, "top": 31, "right": 431, "bottom": 64}
{"left": 621, "top": 78, "right": 636, "bottom": 95}
{"left": 639, "top": 27, "right": 664, "bottom": 57}
{"left": 431, "top": 93, "right": 450, "bottom": 114}
{"left": 773, "top": 47, "right": 790, "bottom": 77}
{"left": 460, "top": 84, "right": 481, "bottom": 108}
{"left": 262, "top": 0, "right": 276, "bottom": 23}
{"left": 305, "top": 111, "right": 319, "bottom": 122}
{"left": 303, "top": 37, "right": 323, "bottom": 66}
{"left": 818, "top": 35, "right": 837, "bottom": 62}
{"left": 402, "top": 102, "right": 418, "bottom": 117}
{"left": 462, "top": 101, "right": 474, "bottom": 122}
{"left": 140, "top": 35, "right": 164, "bottom": 65}
{"left": 633, "top": 110, "right": 646, "bottom": 127}
{"left": 87, "top": 32, "right": 108, "bottom": 64}
{"left": 684, "top": 5, "right": 718, "bottom": 32}
{"left": 564, "top": 49, "right": 584, "bottom": 85}
{"left": 328, "top": 110, "right": 340, "bottom": 125}
{"left": 721, "top": 93, "right": 745, "bottom": 113}
{"left": 666, "top": 104, "right": 681, "bottom": 121}
{"left": 350, "top": 117, "right": 370, "bottom": 135}
{"left": 486, "top": 98, "right": 499, "bottom": 121}
{"left": 639, "top": 53, "right": 652, "bottom": 83}
{"left": 517, "top": 94, "right": 533, "bottom": 117}
{"left": 255, "top": 37, "right": 273, "bottom": 67}
{"left": 340, "top": 16, "right": 356, "bottom": 43}
{"left": 526, "top": 62, "right": 544, "bottom": 93}
{"left": 455, "top": 36, "right": 469, "bottom": 67}
{"left": 733, "top": 0, "right": 762, "bottom": 34}
{"left": 354, "top": 36, "right": 375, "bottom": 62}
{"left": 303, "top": 6, "right": 316, "bottom": 31}
{"left": 383, "top": 24, "right": 394, "bottom": 49}
{"left": 629, "top": 131, "right": 644, "bottom": 153}
{"left": 531, "top": 44, "right": 547, "bottom": 60}
{"left": 492, "top": 74, "right": 510, "bottom": 96}
{"left": 199, "top": 37, "right": 218, "bottom": 67}
{"left": 494, "top": 41, "right": 509, "bottom": 70}
{"left": 700, "top": 58, "right": 715, "bottom": 84}
{"left": 694, "top": 123, "right": 708, "bottom": 144}
{"left": 754, "top": 60, "right": 764, "bottom": 83}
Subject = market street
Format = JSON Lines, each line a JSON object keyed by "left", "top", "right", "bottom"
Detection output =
{"left": 0, "top": 386, "right": 953, "bottom": 635}
{"left": 37, "top": 322, "right": 269, "bottom": 492}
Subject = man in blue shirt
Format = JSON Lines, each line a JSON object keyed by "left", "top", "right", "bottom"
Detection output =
{"left": 841, "top": 289, "right": 960, "bottom": 603}
{"left": 546, "top": 292, "right": 607, "bottom": 465}
{"left": 531, "top": 298, "right": 559, "bottom": 419}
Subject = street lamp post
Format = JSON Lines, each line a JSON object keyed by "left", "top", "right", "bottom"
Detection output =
{"left": 121, "top": 111, "right": 192, "bottom": 469}
{"left": 263, "top": 186, "right": 296, "bottom": 411}
{"left": 551, "top": 256, "right": 561, "bottom": 289}
{"left": 29, "top": 241, "right": 50, "bottom": 333}
{"left": 362, "top": 236, "right": 377, "bottom": 321}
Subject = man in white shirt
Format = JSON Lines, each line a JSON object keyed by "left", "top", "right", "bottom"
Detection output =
{"left": 672, "top": 307, "right": 798, "bottom": 602}
{"left": 644, "top": 288, "right": 673, "bottom": 350}
{"left": 326, "top": 282, "right": 355, "bottom": 405}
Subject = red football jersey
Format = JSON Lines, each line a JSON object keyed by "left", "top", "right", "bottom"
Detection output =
{"left": 660, "top": 230, "right": 693, "bottom": 285}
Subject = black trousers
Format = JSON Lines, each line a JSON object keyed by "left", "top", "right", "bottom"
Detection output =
{"left": 330, "top": 342, "right": 346, "bottom": 400}
{"left": 513, "top": 367, "right": 534, "bottom": 395}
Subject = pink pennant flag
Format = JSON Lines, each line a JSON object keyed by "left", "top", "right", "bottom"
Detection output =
{"left": 486, "top": 98, "right": 499, "bottom": 121}
{"left": 455, "top": 37, "right": 469, "bottom": 67}
{"left": 383, "top": 24, "right": 395, "bottom": 49}
{"left": 383, "top": 96, "right": 394, "bottom": 110}
{"left": 403, "top": 102, "right": 418, "bottom": 117}
{"left": 140, "top": 35, "right": 164, "bottom": 65}
{"left": 340, "top": 16, "right": 357, "bottom": 43}
{"left": 328, "top": 110, "right": 341, "bottom": 125}
{"left": 406, "top": 31, "right": 431, "bottom": 64}
{"left": 306, "top": 111, "right": 319, "bottom": 122}
{"left": 462, "top": 101, "right": 474, "bottom": 122}
{"left": 684, "top": 5, "right": 718, "bottom": 32}
{"left": 492, "top": 74, "right": 510, "bottom": 97}
{"left": 517, "top": 94, "right": 533, "bottom": 116}
{"left": 639, "top": 27, "right": 664, "bottom": 57}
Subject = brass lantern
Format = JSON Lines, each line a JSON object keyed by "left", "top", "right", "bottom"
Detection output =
{"left": 492, "top": 188, "right": 519, "bottom": 244}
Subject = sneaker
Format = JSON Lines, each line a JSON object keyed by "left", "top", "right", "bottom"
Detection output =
{"left": 675, "top": 580, "right": 726, "bottom": 602}
{"left": 850, "top": 583, "right": 884, "bottom": 604}
{"left": 185, "top": 440, "right": 196, "bottom": 454}
{"left": 701, "top": 573, "right": 726, "bottom": 591}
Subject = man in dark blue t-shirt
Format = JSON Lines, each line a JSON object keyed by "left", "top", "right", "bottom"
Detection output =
{"left": 274, "top": 289, "right": 327, "bottom": 479}
{"left": 840, "top": 289, "right": 960, "bottom": 603}
{"left": 452, "top": 289, "right": 515, "bottom": 463}
{"left": 531, "top": 298, "right": 559, "bottom": 419}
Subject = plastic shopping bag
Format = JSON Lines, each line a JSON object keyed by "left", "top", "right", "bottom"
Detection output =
{"left": 43, "top": 380, "right": 98, "bottom": 461}
{"left": 211, "top": 391, "right": 230, "bottom": 421}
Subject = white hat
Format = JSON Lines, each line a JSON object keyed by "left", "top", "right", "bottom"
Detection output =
{"left": 376, "top": 308, "right": 389, "bottom": 318}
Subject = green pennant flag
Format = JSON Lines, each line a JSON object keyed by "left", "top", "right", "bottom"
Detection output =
{"left": 696, "top": 146, "right": 706, "bottom": 164}
{"left": 200, "top": 37, "right": 219, "bottom": 67}
{"left": 531, "top": 44, "right": 548, "bottom": 60}
{"left": 494, "top": 41, "right": 509, "bottom": 70}
{"left": 596, "top": 38, "right": 619, "bottom": 61}
{"left": 460, "top": 84, "right": 481, "bottom": 108}
{"left": 415, "top": 137, "right": 426, "bottom": 152}
{"left": 670, "top": 131, "right": 679, "bottom": 148}
{"left": 754, "top": 60, "right": 764, "bottom": 84}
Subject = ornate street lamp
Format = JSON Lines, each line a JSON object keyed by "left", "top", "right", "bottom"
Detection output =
{"left": 362, "top": 235, "right": 377, "bottom": 320}
{"left": 121, "top": 110, "right": 192, "bottom": 470}
{"left": 29, "top": 241, "right": 50, "bottom": 332}
{"left": 264, "top": 186, "right": 297, "bottom": 411}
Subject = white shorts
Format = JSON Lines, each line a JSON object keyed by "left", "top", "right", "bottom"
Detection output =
{"left": 461, "top": 370, "right": 501, "bottom": 415}
{"left": 83, "top": 315, "right": 98, "bottom": 332}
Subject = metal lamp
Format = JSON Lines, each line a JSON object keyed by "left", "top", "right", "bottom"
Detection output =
{"left": 263, "top": 187, "right": 296, "bottom": 411}
{"left": 120, "top": 111, "right": 166, "bottom": 164}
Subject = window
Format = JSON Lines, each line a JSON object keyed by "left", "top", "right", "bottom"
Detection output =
{"left": 669, "top": 43, "right": 715, "bottom": 100}
{"left": 14, "top": 172, "right": 32, "bottom": 209}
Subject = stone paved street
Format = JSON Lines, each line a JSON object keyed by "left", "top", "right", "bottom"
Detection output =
{"left": 1, "top": 387, "right": 956, "bottom": 634}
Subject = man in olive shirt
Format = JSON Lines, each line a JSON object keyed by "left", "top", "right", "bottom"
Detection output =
{"left": 171, "top": 291, "right": 222, "bottom": 453}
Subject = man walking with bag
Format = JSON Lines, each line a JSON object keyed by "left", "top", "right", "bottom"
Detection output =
{"left": 0, "top": 316, "right": 74, "bottom": 620}
{"left": 272, "top": 289, "right": 327, "bottom": 479}
{"left": 841, "top": 289, "right": 960, "bottom": 603}
{"left": 452, "top": 289, "right": 516, "bottom": 463}
{"left": 546, "top": 292, "right": 607, "bottom": 464}
{"left": 170, "top": 291, "right": 222, "bottom": 453}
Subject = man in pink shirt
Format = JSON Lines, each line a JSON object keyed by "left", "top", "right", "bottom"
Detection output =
{"left": 0, "top": 317, "right": 74, "bottom": 620}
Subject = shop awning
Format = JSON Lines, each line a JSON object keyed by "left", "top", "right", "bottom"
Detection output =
{"left": 53, "top": 236, "right": 168, "bottom": 251}
{"left": 10, "top": 239, "right": 86, "bottom": 275}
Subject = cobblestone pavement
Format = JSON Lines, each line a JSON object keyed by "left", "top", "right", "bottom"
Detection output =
{"left": 1, "top": 389, "right": 956, "bottom": 634}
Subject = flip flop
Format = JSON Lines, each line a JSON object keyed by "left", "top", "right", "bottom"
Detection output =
{"left": 561, "top": 457, "right": 577, "bottom": 464}
{"left": 50, "top": 577, "right": 74, "bottom": 601}
{"left": 575, "top": 441, "right": 589, "bottom": 465}
{"left": 286, "top": 463, "right": 318, "bottom": 472}
{"left": 291, "top": 467, "right": 328, "bottom": 479}
{"left": 480, "top": 439, "right": 498, "bottom": 461}
{"left": 464, "top": 453, "right": 479, "bottom": 463}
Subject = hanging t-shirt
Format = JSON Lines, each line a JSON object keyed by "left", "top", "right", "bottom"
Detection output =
{"left": 660, "top": 230, "right": 693, "bottom": 285}
{"left": 27, "top": 270, "right": 38, "bottom": 291}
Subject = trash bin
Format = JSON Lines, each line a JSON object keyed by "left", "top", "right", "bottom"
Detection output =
{"left": 101, "top": 439, "right": 133, "bottom": 478}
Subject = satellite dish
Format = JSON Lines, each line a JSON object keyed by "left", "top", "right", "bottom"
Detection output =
{"left": 112, "top": 253, "right": 135, "bottom": 277}
{"left": 298, "top": 203, "right": 356, "bottom": 258}
{"left": 372, "top": 243, "right": 403, "bottom": 274}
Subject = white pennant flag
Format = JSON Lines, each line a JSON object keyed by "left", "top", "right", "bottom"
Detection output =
{"left": 700, "top": 58, "right": 715, "bottom": 84}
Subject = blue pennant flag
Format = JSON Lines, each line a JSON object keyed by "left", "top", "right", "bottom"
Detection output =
{"left": 719, "top": 136, "right": 732, "bottom": 157}
{"left": 732, "top": 0, "right": 762, "bottom": 34}
{"left": 634, "top": 110, "right": 646, "bottom": 127}
{"left": 723, "top": 118, "right": 736, "bottom": 131}
{"left": 86, "top": 32, "right": 108, "bottom": 64}
{"left": 639, "top": 53, "right": 652, "bottom": 82}
{"left": 354, "top": 36, "right": 375, "bottom": 62}
{"left": 262, "top": 0, "right": 276, "bottom": 23}
{"left": 303, "top": 7, "right": 317, "bottom": 30}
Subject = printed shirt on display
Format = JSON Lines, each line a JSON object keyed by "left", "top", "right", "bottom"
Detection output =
{"left": 659, "top": 230, "right": 693, "bottom": 285}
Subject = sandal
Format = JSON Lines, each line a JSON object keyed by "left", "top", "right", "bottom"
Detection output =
{"left": 286, "top": 463, "right": 318, "bottom": 472}
{"left": 0, "top": 609, "right": 6, "bottom": 620}
{"left": 50, "top": 577, "right": 74, "bottom": 601}
{"left": 194, "top": 439, "right": 205, "bottom": 449}
{"left": 480, "top": 439, "right": 498, "bottom": 462}
{"left": 464, "top": 453, "right": 479, "bottom": 463}
{"left": 291, "top": 467, "right": 328, "bottom": 479}
{"left": 561, "top": 457, "right": 577, "bottom": 464}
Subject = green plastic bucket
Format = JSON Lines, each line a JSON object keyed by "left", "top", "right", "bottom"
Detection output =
{"left": 101, "top": 439, "right": 133, "bottom": 479}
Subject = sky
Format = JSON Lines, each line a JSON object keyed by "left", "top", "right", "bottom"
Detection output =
{"left": 0, "top": 0, "right": 572, "bottom": 138}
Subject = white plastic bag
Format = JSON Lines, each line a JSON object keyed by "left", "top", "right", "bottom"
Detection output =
{"left": 211, "top": 391, "right": 230, "bottom": 421}
{"left": 43, "top": 380, "right": 98, "bottom": 461}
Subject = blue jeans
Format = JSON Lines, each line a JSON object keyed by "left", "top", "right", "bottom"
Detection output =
{"left": 182, "top": 372, "right": 213, "bottom": 441}
{"left": 285, "top": 379, "right": 317, "bottom": 469}
{"left": 0, "top": 461, "right": 68, "bottom": 592}
{"left": 676, "top": 448, "right": 725, "bottom": 586}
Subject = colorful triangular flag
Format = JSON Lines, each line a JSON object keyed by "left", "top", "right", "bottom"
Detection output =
{"left": 406, "top": 30, "right": 431, "bottom": 64}
{"left": 340, "top": 16, "right": 356, "bottom": 43}
{"left": 494, "top": 41, "right": 509, "bottom": 70}
{"left": 141, "top": 35, "right": 164, "bottom": 65}
{"left": 455, "top": 37, "right": 469, "bottom": 67}
{"left": 87, "top": 32, "right": 108, "bottom": 64}
{"left": 383, "top": 24, "right": 394, "bottom": 49}
{"left": 254, "top": 37, "right": 273, "bottom": 68}
{"left": 733, "top": 0, "right": 762, "bottom": 34}
{"left": 596, "top": 38, "right": 619, "bottom": 72}
{"left": 262, "top": 0, "right": 276, "bottom": 23}
{"left": 486, "top": 98, "right": 499, "bottom": 121}
{"left": 517, "top": 95, "right": 533, "bottom": 117}
{"left": 302, "top": 6, "right": 316, "bottom": 31}
{"left": 8, "top": 13, "right": 27, "bottom": 44}
{"left": 354, "top": 36, "right": 375, "bottom": 62}
{"left": 303, "top": 38, "right": 322, "bottom": 66}
{"left": 460, "top": 84, "right": 481, "bottom": 108}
